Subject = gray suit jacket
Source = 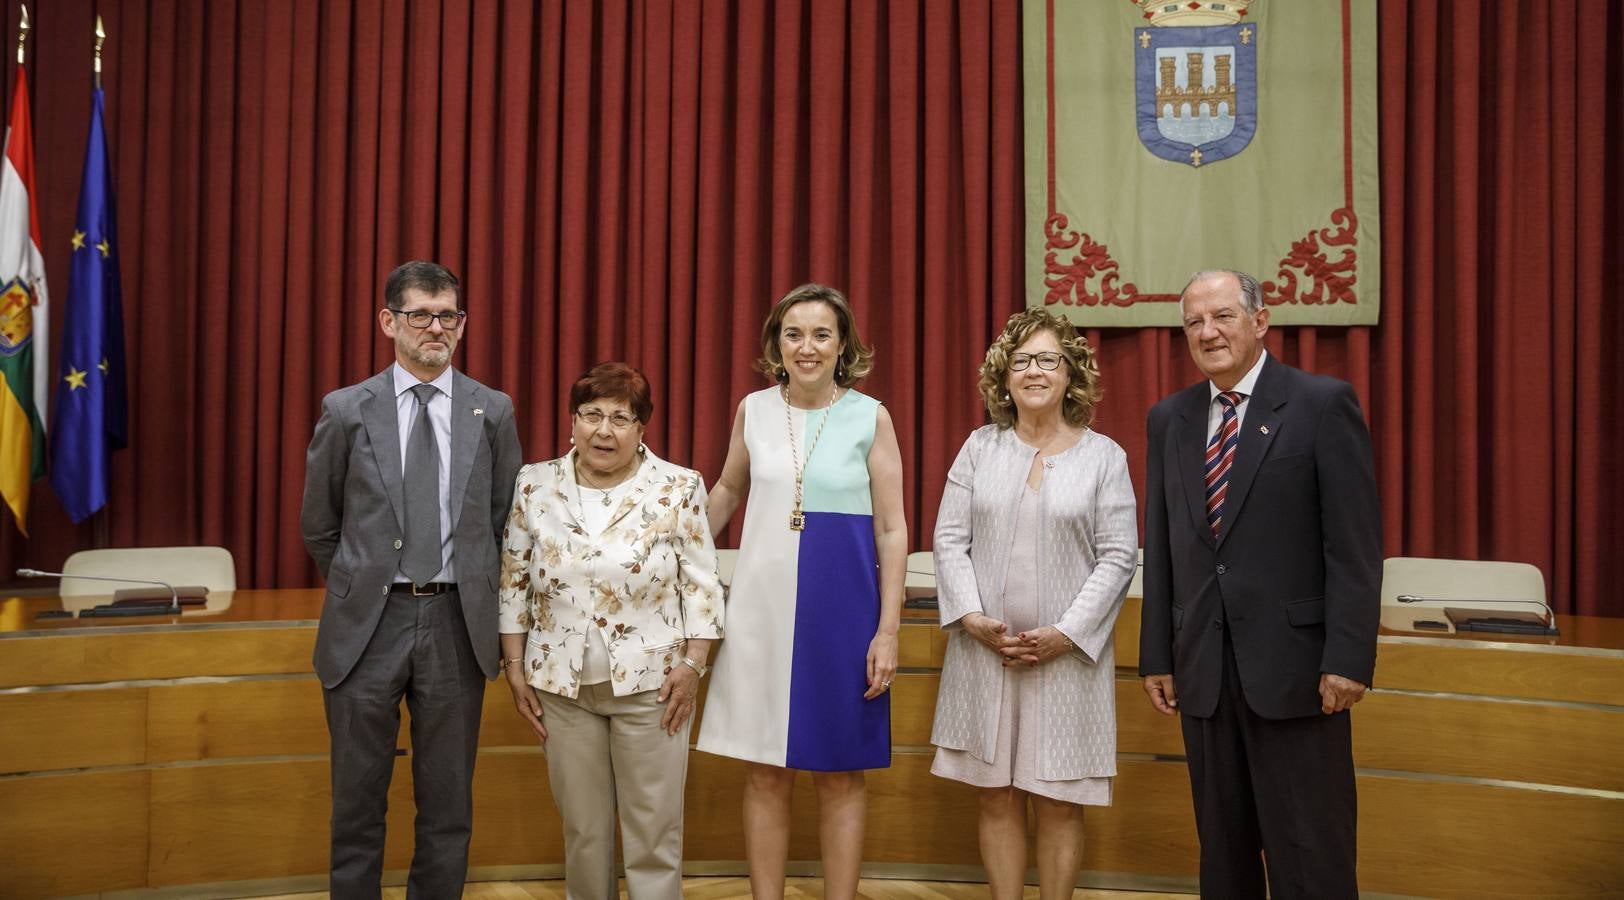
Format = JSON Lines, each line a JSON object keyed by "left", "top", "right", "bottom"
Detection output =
{"left": 302, "top": 366, "right": 523, "bottom": 688}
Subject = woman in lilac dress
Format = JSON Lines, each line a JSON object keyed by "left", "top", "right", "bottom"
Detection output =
{"left": 930, "top": 309, "right": 1138, "bottom": 898}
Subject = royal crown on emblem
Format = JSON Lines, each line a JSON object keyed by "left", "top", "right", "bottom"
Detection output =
{"left": 1135, "top": 0, "right": 1252, "bottom": 27}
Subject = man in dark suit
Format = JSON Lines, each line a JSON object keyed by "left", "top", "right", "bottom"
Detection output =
{"left": 301, "top": 260, "right": 522, "bottom": 899}
{"left": 1140, "top": 269, "right": 1381, "bottom": 898}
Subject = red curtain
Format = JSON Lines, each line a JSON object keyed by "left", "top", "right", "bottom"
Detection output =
{"left": 2, "top": 1, "right": 1618, "bottom": 615}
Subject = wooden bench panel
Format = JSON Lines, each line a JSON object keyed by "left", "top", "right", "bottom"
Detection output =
{"left": 0, "top": 770, "right": 149, "bottom": 897}
{"left": 0, "top": 628, "right": 316, "bottom": 688}
{"left": 0, "top": 688, "right": 148, "bottom": 774}
{"left": 147, "top": 678, "right": 330, "bottom": 762}
{"left": 1358, "top": 774, "right": 1623, "bottom": 898}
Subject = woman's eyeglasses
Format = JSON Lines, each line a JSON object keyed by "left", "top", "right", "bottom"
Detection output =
{"left": 1010, "top": 352, "right": 1065, "bottom": 372}
{"left": 577, "top": 408, "right": 639, "bottom": 429}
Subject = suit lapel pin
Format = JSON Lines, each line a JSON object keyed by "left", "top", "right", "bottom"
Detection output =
{"left": 473, "top": 408, "right": 484, "bottom": 416}
{"left": 1259, "top": 425, "right": 1269, "bottom": 434}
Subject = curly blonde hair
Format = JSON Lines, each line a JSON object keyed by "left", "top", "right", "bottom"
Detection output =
{"left": 753, "top": 283, "right": 876, "bottom": 387}
{"left": 978, "top": 309, "right": 1103, "bottom": 429}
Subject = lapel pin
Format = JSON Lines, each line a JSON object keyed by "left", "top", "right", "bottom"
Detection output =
{"left": 1259, "top": 425, "right": 1269, "bottom": 434}
{"left": 473, "top": 408, "right": 484, "bottom": 416}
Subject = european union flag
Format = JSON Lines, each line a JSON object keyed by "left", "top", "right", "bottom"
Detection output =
{"left": 49, "top": 87, "right": 127, "bottom": 523}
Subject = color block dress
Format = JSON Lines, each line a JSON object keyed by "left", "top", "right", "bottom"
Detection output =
{"left": 697, "top": 386, "right": 890, "bottom": 771}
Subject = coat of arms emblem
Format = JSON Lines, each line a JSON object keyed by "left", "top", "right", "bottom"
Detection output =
{"left": 1134, "top": 0, "right": 1258, "bottom": 167}
{"left": 0, "top": 280, "right": 33, "bottom": 356}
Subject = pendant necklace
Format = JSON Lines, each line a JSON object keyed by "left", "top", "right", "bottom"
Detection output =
{"left": 784, "top": 383, "right": 837, "bottom": 531}
{"left": 575, "top": 460, "right": 631, "bottom": 508}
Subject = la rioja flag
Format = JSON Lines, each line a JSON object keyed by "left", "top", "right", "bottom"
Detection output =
{"left": 0, "top": 65, "right": 48, "bottom": 534}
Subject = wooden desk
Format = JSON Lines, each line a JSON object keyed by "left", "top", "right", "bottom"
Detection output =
{"left": 1, "top": 591, "right": 1620, "bottom": 898}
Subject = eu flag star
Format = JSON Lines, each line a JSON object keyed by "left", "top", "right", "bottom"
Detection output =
{"left": 98, "top": 358, "right": 109, "bottom": 374}
{"left": 65, "top": 367, "right": 89, "bottom": 390}
{"left": 96, "top": 239, "right": 111, "bottom": 258}
{"left": 71, "top": 230, "right": 87, "bottom": 251}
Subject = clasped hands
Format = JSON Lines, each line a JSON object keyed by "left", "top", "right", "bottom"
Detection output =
{"left": 963, "top": 612, "right": 1073, "bottom": 667}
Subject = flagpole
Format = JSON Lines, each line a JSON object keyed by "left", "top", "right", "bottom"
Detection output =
{"left": 91, "top": 14, "right": 108, "bottom": 547}
{"left": 93, "top": 15, "right": 104, "bottom": 89}
{"left": 15, "top": 5, "right": 27, "bottom": 65}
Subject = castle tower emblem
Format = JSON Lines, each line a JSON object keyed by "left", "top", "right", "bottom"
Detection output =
{"left": 1133, "top": 0, "right": 1259, "bottom": 167}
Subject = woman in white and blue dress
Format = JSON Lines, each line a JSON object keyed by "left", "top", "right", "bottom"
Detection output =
{"left": 931, "top": 308, "right": 1137, "bottom": 900}
{"left": 697, "top": 283, "right": 908, "bottom": 900}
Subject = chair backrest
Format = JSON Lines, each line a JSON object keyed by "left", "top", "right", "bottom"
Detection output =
{"left": 715, "top": 548, "right": 739, "bottom": 587}
{"left": 904, "top": 550, "right": 937, "bottom": 594}
{"left": 58, "top": 546, "right": 238, "bottom": 597}
{"left": 1380, "top": 556, "right": 1546, "bottom": 606}
{"left": 906, "top": 551, "right": 934, "bottom": 576}
{"left": 1127, "top": 547, "right": 1145, "bottom": 599}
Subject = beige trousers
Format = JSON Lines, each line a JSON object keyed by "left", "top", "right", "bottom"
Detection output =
{"left": 538, "top": 683, "right": 690, "bottom": 900}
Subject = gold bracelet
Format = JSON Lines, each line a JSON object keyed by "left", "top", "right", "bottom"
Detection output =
{"left": 499, "top": 656, "right": 524, "bottom": 672}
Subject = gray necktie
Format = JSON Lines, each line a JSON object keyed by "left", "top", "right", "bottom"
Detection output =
{"left": 401, "top": 383, "right": 442, "bottom": 585}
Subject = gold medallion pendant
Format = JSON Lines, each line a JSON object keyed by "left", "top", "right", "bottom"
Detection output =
{"left": 783, "top": 384, "right": 837, "bottom": 533}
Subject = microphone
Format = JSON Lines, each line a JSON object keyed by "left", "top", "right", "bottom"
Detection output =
{"left": 1394, "top": 593, "right": 1558, "bottom": 635}
{"left": 17, "top": 568, "right": 194, "bottom": 618}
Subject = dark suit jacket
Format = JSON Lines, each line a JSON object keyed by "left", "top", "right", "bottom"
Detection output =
{"left": 1139, "top": 355, "right": 1381, "bottom": 720}
{"left": 301, "top": 367, "right": 523, "bottom": 688}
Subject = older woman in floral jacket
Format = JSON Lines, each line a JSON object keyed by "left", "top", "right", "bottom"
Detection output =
{"left": 499, "top": 362, "right": 723, "bottom": 900}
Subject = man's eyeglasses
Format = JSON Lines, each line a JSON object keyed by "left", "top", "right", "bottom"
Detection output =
{"left": 389, "top": 308, "right": 467, "bottom": 330}
{"left": 1010, "top": 351, "right": 1065, "bottom": 372}
{"left": 577, "top": 408, "right": 639, "bottom": 430}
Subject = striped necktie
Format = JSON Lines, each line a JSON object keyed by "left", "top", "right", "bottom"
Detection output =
{"left": 1204, "top": 391, "right": 1244, "bottom": 536}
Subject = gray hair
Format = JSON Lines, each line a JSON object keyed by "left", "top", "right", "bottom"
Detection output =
{"left": 1179, "top": 269, "right": 1263, "bottom": 316}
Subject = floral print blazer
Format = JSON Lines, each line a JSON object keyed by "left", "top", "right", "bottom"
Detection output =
{"left": 498, "top": 448, "right": 725, "bottom": 699}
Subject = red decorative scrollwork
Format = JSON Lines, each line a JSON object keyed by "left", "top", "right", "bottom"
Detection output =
{"left": 1261, "top": 207, "right": 1359, "bottom": 306}
{"left": 1043, "top": 206, "right": 1360, "bottom": 308}
{"left": 1042, "top": 212, "right": 1172, "bottom": 307}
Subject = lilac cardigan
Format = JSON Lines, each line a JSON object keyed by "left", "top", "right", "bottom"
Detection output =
{"left": 929, "top": 425, "right": 1138, "bottom": 780}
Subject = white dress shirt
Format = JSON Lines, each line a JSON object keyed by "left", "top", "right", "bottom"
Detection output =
{"left": 392, "top": 363, "right": 455, "bottom": 583}
{"left": 1206, "top": 349, "right": 1269, "bottom": 443}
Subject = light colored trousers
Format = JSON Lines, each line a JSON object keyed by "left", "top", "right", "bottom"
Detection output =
{"left": 538, "top": 683, "right": 690, "bottom": 900}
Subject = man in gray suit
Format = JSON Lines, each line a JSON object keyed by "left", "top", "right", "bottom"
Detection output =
{"left": 301, "top": 260, "right": 522, "bottom": 899}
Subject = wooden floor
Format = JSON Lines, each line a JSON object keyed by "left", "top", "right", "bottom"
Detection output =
{"left": 261, "top": 878, "right": 1187, "bottom": 899}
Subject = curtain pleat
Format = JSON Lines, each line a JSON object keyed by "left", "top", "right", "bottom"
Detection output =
{"left": 0, "top": 0, "right": 1616, "bottom": 615}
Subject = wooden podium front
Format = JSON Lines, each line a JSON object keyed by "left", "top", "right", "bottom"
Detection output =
{"left": 1, "top": 590, "right": 1620, "bottom": 898}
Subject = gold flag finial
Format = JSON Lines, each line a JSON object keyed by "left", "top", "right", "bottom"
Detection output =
{"left": 94, "top": 15, "right": 105, "bottom": 85}
{"left": 16, "top": 5, "right": 28, "bottom": 66}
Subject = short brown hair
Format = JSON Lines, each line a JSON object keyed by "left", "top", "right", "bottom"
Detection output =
{"left": 569, "top": 362, "right": 654, "bottom": 424}
{"left": 753, "top": 283, "right": 875, "bottom": 387}
{"left": 384, "top": 260, "right": 461, "bottom": 310}
{"left": 978, "top": 309, "right": 1103, "bottom": 429}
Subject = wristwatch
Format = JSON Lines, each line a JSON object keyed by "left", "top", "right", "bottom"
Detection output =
{"left": 679, "top": 656, "right": 709, "bottom": 677}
